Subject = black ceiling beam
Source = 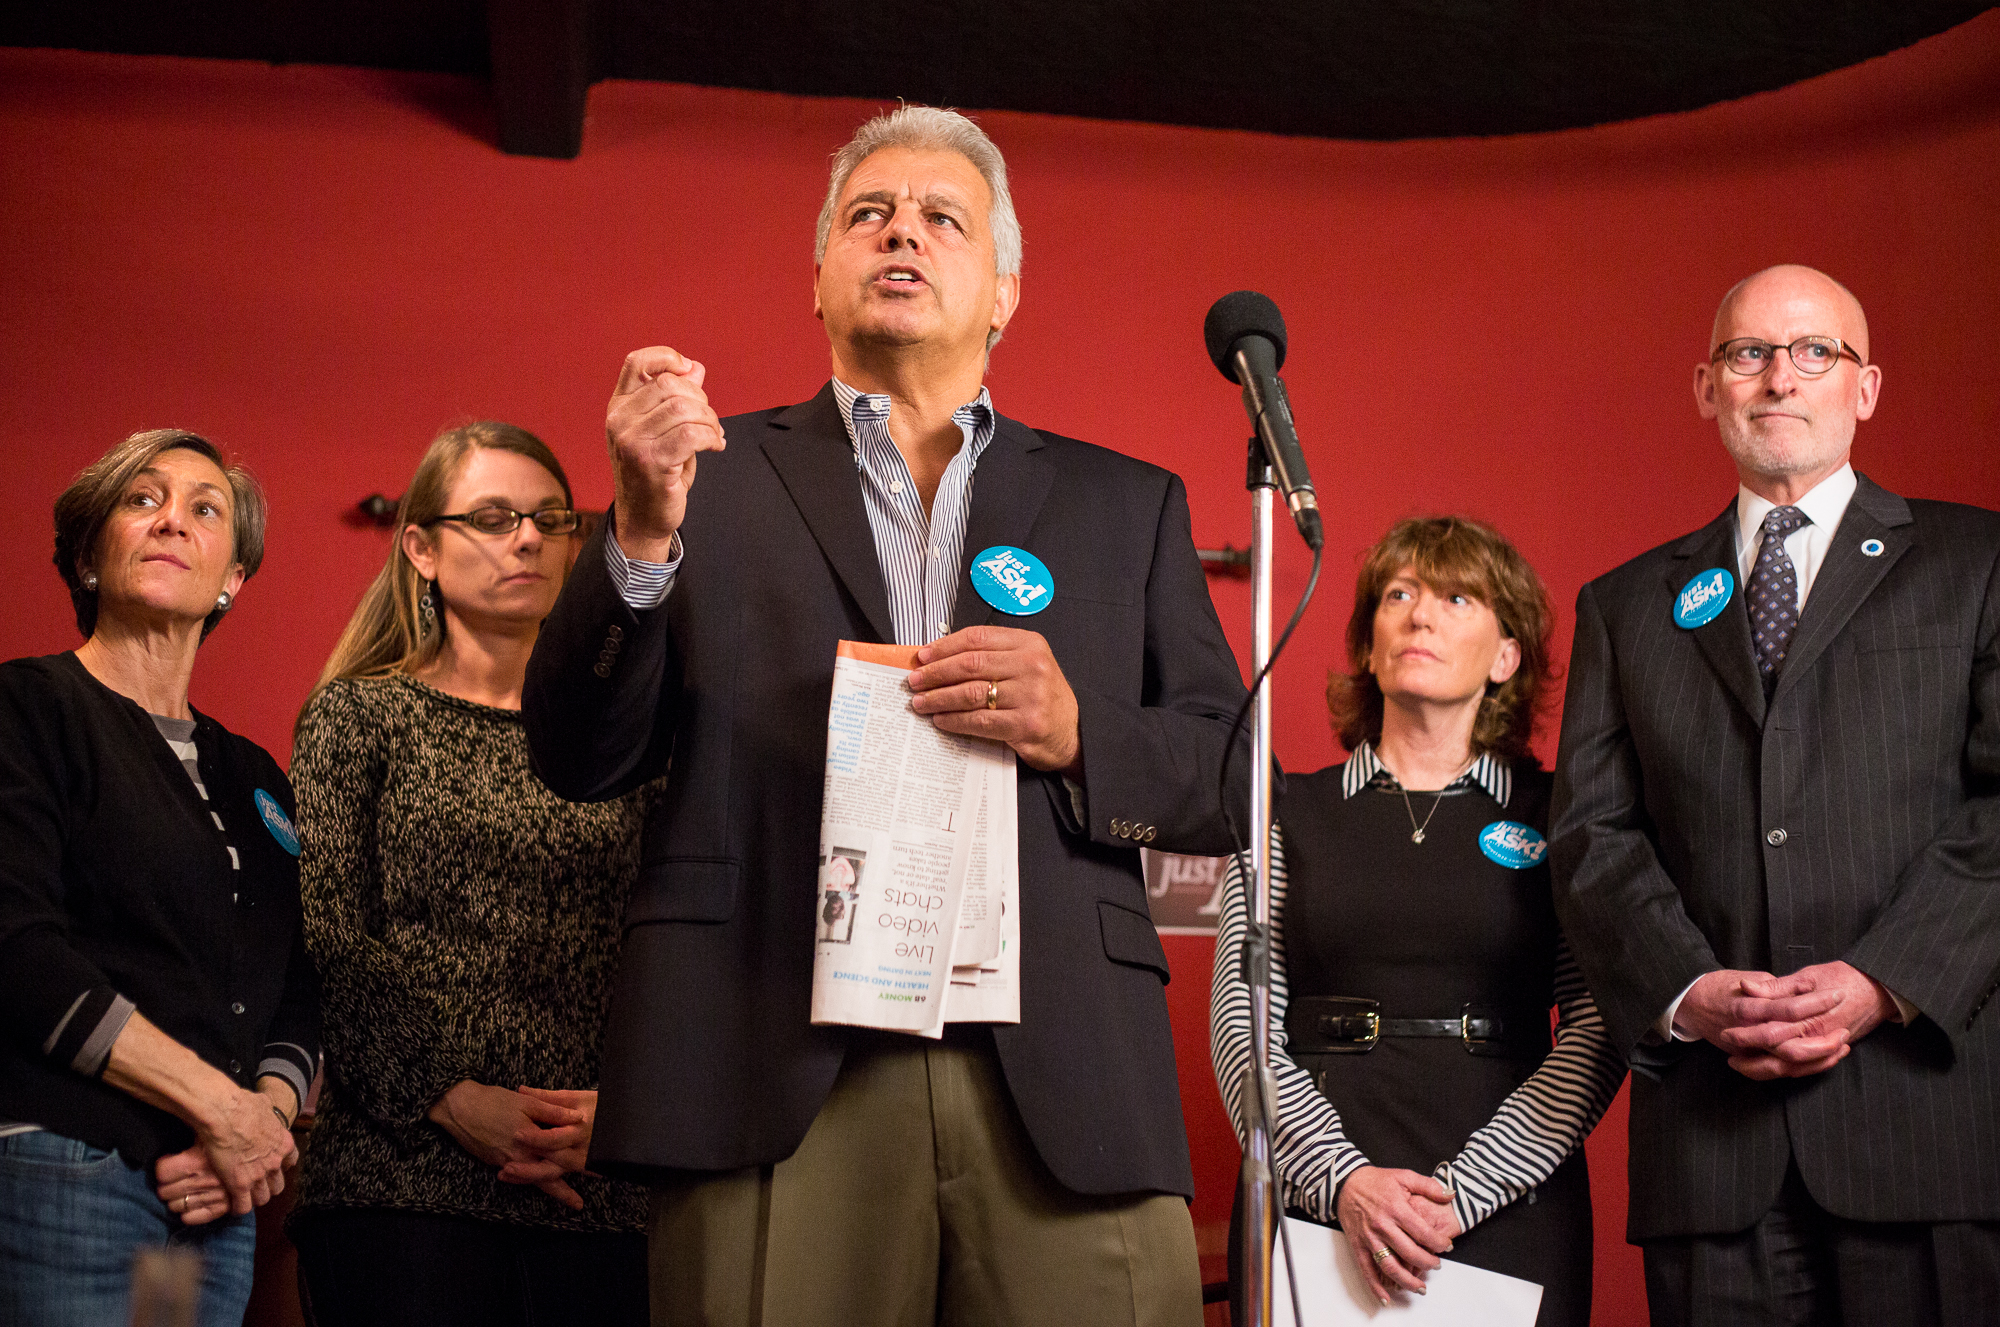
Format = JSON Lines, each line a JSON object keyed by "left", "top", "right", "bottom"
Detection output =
{"left": 3, "top": 3, "right": 1992, "bottom": 154}
{"left": 0, "top": 2, "right": 488, "bottom": 75}
{"left": 488, "top": 0, "right": 601, "bottom": 158}
{"left": 602, "top": 1, "right": 1994, "bottom": 141}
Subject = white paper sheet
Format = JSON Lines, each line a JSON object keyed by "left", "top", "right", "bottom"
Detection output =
{"left": 1271, "top": 1216, "right": 1544, "bottom": 1325}
{"left": 811, "top": 641, "right": 1018, "bottom": 1036}
{"left": 949, "top": 773, "right": 1004, "bottom": 968}
{"left": 942, "top": 751, "right": 1019, "bottom": 1023}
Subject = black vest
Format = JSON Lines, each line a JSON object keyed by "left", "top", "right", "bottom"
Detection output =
{"left": 1278, "top": 761, "right": 1557, "bottom": 1172}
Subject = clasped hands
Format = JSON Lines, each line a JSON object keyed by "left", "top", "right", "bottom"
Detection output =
{"left": 151, "top": 1077, "right": 300, "bottom": 1226}
{"left": 1675, "top": 960, "right": 1899, "bottom": 1080}
{"left": 1336, "top": 1165, "right": 1461, "bottom": 1305}
{"left": 428, "top": 1081, "right": 601, "bottom": 1211}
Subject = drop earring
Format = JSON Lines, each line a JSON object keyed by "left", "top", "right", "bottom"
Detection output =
{"left": 419, "top": 583, "right": 437, "bottom": 635}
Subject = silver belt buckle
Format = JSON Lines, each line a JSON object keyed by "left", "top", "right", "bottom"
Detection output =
{"left": 1460, "top": 1011, "right": 1489, "bottom": 1050}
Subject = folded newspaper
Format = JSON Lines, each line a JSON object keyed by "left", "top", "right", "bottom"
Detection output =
{"left": 812, "top": 641, "right": 1020, "bottom": 1037}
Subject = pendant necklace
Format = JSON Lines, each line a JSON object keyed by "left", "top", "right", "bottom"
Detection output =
{"left": 1396, "top": 757, "right": 1476, "bottom": 845}
{"left": 1399, "top": 785, "right": 1445, "bottom": 844}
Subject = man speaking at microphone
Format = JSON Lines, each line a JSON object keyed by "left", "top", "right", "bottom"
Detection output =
{"left": 523, "top": 106, "right": 1246, "bottom": 1325}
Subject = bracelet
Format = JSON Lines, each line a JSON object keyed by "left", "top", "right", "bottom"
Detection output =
{"left": 272, "top": 1106, "right": 292, "bottom": 1130}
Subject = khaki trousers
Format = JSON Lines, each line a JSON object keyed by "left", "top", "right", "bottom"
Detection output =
{"left": 648, "top": 1028, "right": 1202, "bottom": 1327}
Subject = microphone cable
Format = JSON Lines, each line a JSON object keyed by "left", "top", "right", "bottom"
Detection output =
{"left": 1216, "top": 533, "right": 1321, "bottom": 1327}
{"left": 1218, "top": 537, "right": 1322, "bottom": 857}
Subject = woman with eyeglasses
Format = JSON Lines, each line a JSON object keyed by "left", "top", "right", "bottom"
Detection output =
{"left": 286, "top": 422, "right": 652, "bottom": 1326}
{"left": 1210, "top": 516, "right": 1626, "bottom": 1326}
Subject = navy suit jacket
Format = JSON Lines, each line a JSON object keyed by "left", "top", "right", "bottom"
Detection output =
{"left": 523, "top": 385, "right": 1248, "bottom": 1197}
{"left": 1551, "top": 473, "right": 2000, "bottom": 1238}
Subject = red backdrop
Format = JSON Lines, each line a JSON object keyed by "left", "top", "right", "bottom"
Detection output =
{"left": 3, "top": 18, "right": 1997, "bottom": 1322}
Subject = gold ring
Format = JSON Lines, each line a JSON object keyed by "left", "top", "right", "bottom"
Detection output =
{"left": 985, "top": 681, "right": 998, "bottom": 710}
{"left": 178, "top": 1195, "right": 187, "bottom": 1213}
{"left": 1371, "top": 1247, "right": 1392, "bottom": 1264}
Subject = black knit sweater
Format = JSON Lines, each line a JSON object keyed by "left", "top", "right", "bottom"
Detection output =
{"left": 0, "top": 652, "right": 320, "bottom": 1166}
{"left": 289, "top": 676, "right": 652, "bottom": 1233}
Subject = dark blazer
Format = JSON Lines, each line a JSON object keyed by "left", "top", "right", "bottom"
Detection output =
{"left": 524, "top": 386, "right": 1248, "bottom": 1198}
{"left": 1550, "top": 474, "right": 2000, "bottom": 1239}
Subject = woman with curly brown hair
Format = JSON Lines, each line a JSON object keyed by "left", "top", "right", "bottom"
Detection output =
{"left": 1210, "top": 516, "right": 1626, "bottom": 1325}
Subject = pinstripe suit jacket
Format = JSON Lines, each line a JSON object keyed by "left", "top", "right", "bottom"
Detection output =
{"left": 1550, "top": 474, "right": 2000, "bottom": 1239}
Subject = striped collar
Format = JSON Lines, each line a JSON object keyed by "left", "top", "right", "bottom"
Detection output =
{"left": 1339, "top": 741, "right": 1511, "bottom": 808}
{"left": 830, "top": 378, "right": 995, "bottom": 462}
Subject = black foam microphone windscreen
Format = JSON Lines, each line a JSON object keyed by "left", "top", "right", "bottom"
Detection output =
{"left": 1203, "top": 291, "right": 1288, "bottom": 383}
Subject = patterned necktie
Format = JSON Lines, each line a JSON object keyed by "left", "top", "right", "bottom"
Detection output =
{"left": 1749, "top": 505, "right": 1810, "bottom": 688}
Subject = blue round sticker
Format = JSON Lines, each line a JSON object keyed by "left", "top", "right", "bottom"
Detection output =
{"left": 969, "top": 545, "right": 1055, "bottom": 616}
{"left": 254, "top": 789, "right": 301, "bottom": 857}
{"left": 1673, "top": 567, "right": 1735, "bottom": 629}
{"left": 1479, "top": 821, "right": 1548, "bottom": 869}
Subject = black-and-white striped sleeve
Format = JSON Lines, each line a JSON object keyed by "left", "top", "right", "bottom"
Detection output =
{"left": 1210, "top": 824, "right": 1627, "bottom": 1233}
{"left": 1210, "top": 829, "right": 1366, "bottom": 1224}
{"left": 1432, "top": 935, "right": 1627, "bottom": 1232}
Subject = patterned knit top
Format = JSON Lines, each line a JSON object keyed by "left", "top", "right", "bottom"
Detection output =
{"left": 289, "top": 675, "right": 653, "bottom": 1233}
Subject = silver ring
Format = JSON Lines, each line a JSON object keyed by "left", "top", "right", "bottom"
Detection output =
{"left": 1371, "top": 1247, "right": 1392, "bottom": 1264}
{"left": 985, "top": 681, "right": 998, "bottom": 710}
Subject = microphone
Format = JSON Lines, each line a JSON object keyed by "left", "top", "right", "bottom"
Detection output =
{"left": 1203, "top": 291, "right": 1322, "bottom": 551}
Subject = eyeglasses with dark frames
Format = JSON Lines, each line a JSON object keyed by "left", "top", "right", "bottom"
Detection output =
{"left": 426, "top": 505, "right": 582, "bottom": 536}
{"left": 1710, "top": 336, "right": 1864, "bottom": 378}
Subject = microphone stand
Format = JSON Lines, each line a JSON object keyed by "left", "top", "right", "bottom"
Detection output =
{"left": 1232, "top": 434, "right": 1280, "bottom": 1327}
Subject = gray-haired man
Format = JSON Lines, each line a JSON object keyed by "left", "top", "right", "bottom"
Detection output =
{"left": 525, "top": 106, "right": 1247, "bottom": 1325}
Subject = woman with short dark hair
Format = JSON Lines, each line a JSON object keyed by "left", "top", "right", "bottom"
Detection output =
{"left": 0, "top": 429, "right": 318, "bottom": 1327}
{"left": 1210, "top": 516, "right": 1625, "bottom": 1325}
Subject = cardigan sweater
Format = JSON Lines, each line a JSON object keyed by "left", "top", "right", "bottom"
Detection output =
{"left": 289, "top": 677, "right": 651, "bottom": 1233}
{"left": 0, "top": 652, "right": 320, "bottom": 1166}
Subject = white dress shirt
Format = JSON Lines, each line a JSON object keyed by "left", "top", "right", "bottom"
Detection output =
{"left": 1733, "top": 462, "right": 1856, "bottom": 609}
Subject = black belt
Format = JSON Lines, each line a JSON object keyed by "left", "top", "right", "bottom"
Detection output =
{"left": 1287, "top": 995, "right": 1548, "bottom": 1058}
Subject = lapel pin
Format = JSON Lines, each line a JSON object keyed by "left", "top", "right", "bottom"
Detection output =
{"left": 1673, "top": 567, "right": 1734, "bottom": 629}
{"left": 1860, "top": 538, "right": 1885, "bottom": 558}
{"left": 970, "top": 545, "right": 1055, "bottom": 616}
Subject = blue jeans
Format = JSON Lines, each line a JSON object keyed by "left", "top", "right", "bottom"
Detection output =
{"left": 0, "top": 1129, "right": 257, "bottom": 1327}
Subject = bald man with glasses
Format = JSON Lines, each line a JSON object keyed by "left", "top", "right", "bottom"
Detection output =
{"left": 1551, "top": 265, "right": 2000, "bottom": 1325}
